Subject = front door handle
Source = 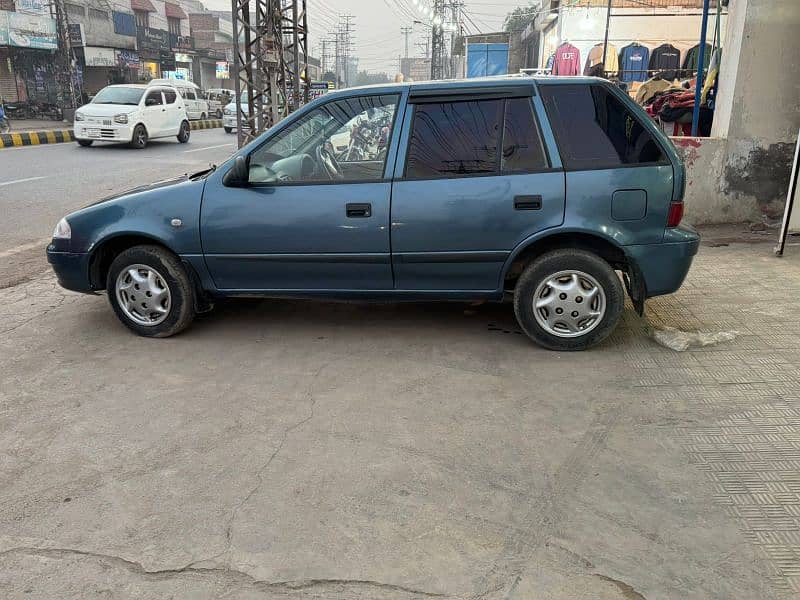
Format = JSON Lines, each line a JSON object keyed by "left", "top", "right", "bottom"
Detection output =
{"left": 514, "top": 195, "right": 542, "bottom": 210}
{"left": 346, "top": 203, "right": 372, "bottom": 218}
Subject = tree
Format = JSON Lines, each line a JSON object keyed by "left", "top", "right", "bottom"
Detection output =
{"left": 353, "top": 71, "right": 391, "bottom": 87}
{"left": 503, "top": 2, "right": 539, "bottom": 33}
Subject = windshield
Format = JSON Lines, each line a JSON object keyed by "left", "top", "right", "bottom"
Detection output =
{"left": 92, "top": 87, "right": 144, "bottom": 106}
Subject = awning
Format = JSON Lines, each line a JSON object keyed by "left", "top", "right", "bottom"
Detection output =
{"left": 165, "top": 3, "right": 188, "bottom": 19}
{"left": 130, "top": 0, "right": 156, "bottom": 12}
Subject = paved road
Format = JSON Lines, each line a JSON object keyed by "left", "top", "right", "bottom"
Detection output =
{"left": 0, "top": 128, "right": 235, "bottom": 252}
{"left": 0, "top": 128, "right": 235, "bottom": 289}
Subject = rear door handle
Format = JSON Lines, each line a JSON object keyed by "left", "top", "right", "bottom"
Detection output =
{"left": 346, "top": 203, "right": 372, "bottom": 218}
{"left": 514, "top": 195, "right": 542, "bottom": 210}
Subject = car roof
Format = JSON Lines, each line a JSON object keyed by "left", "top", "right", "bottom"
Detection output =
{"left": 105, "top": 84, "right": 149, "bottom": 89}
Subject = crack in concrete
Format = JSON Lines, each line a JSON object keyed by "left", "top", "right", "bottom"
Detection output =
{"left": 0, "top": 546, "right": 446, "bottom": 597}
{"left": 190, "top": 362, "right": 330, "bottom": 568}
{"left": 593, "top": 574, "right": 647, "bottom": 600}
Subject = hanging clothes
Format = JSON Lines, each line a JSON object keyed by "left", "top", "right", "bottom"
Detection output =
{"left": 648, "top": 43, "right": 681, "bottom": 81}
{"left": 618, "top": 43, "right": 650, "bottom": 83}
{"left": 552, "top": 42, "right": 581, "bottom": 76}
{"left": 681, "top": 43, "right": 712, "bottom": 78}
{"left": 583, "top": 43, "right": 618, "bottom": 78}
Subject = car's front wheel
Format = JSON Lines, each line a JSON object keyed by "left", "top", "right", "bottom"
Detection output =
{"left": 224, "top": 126, "right": 232, "bottom": 134}
{"left": 177, "top": 120, "right": 190, "bottom": 143}
{"left": 77, "top": 139, "right": 93, "bottom": 147}
{"left": 514, "top": 249, "right": 624, "bottom": 351}
{"left": 129, "top": 124, "right": 148, "bottom": 149}
{"left": 107, "top": 245, "right": 196, "bottom": 338}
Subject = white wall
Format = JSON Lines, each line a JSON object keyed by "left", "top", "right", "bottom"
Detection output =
{"left": 541, "top": 6, "right": 727, "bottom": 73}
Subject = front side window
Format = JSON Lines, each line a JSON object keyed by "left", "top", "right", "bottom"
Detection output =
{"left": 540, "top": 84, "right": 666, "bottom": 170}
{"left": 144, "top": 90, "right": 163, "bottom": 106}
{"left": 248, "top": 94, "right": 399, "bottom": 184}
{"left": 405, "top": 100, "right": 502, "bottom": 179}
{"left": 185, "top": 90, "right": 196, "bottom": 100}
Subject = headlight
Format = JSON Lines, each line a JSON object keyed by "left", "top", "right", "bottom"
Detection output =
{"left": 52, "top": 217, "right": 71, "bottom": 240}
{"left": 114, "top": 113, "right": 129, "bottom": 124}
{"left": 223, "top": 107, "right": 232, "bottom": 115}
{"left": 74, "top": 112, "right": 84, "bottom": 121}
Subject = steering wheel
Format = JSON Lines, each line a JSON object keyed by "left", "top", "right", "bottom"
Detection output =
{"left": 316, "top": 144, "right": 344, "bottom": 180}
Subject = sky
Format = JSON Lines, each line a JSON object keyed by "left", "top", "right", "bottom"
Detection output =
{"left": 201, "top": 0, "right": 527, "bottom": 76}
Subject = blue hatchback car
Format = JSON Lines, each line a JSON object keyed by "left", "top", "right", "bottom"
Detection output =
{"left": 47, "top": 77, "right": 699, "bottom": 350}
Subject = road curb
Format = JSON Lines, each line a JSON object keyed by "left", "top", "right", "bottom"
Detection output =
{"left": 0, "top": 130, "right": 74, "bottom": 148}
{"left": 191, "top": 119, "right": 223, "bottom": 130}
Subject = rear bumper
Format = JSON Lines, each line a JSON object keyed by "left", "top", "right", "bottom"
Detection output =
{"left": 46, "top": 247, "right": 94, "bottom": 293}
{"left": 625, "top": 225, "right": 700, "bottom": 298}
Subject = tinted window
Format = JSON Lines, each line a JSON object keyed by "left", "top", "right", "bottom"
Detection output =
{"left": 185, "top": 90, "right": 196, "bottom": 100}
{"left": 540, "top": 84, "right": 666, "bottom": 170}
{"left": 163, "top": 89, "right": 177, "bottom": 104}
{"left": 144, "top": 91, "right": 163, "bottom": 106}
{"left": 92, "top": 86, "right": 144, "bottom": 105}
{"left": 501, "top": 98, "right": 548, "bottom": 173}
{"left": 406, "top": 100, "right": 502, "bottom": 179}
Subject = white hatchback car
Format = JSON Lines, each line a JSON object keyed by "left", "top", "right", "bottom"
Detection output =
{"left": 74, "top": 84, "right": 190, "bottom": 149}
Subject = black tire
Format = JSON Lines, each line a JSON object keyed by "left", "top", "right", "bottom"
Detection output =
{"left": 129, "top": 124, "right": 148, "bottom": 149}
{"left": 177, "top": 120, "right": 190, "bottom": 143}
{"left": 106, "top": 245, "right": 196, "bottom": 338}
{"left": 216, "top": 109, "right": 223, "bottom": 118}
{"left": 224, "top": 127, "right": 232, "bottom": 134}
{"left": 77, "top": 139, "right": 93, "bottom": 147}
{"left": 200, "top": 112, "right": 207, "bottom": 120}
{"left": 513, "top": 249, "right": 624, "bottom": 351}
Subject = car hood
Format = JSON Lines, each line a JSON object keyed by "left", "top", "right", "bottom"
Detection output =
{"left": 79, "top": 103, "right": 139, "bottom": 117}
{"left": 86, "top": 175, "right": 190, "bottom": 208}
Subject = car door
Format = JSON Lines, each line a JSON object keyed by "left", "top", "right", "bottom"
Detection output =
{"left": 200, "top": 92, "right": 403, "bottom": 291}
{"left": 390, "top": 87, "right": 565, "bottom": 291}
{"left": 141, "top": 89, "right": 167, "bottom": 137}
{"left": 162, "top": 87, "right": 183, "bottom": 135}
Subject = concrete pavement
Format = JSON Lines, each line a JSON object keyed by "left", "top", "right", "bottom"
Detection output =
{"left": 1, "top": 238, "right": 799, "bottom": 599}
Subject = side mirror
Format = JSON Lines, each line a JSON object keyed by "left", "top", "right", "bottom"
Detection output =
{"left": 223, "top": 155, "right": 249, "bottom": 187}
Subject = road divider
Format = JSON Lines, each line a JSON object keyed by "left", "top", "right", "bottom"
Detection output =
{"left": 1, "top": 119, "right": 223, "bottom": 149}
{"left": 0, "top": 130, "right": 74, "bottom": 149}
{"left": 191, "top": 119, "right": 223, "bottom": 131}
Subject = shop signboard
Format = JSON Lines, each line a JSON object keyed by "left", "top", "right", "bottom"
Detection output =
{"left": 117, "top": 49, "right": 140, "bottom": 69}
{"left": 4, "top": 10, "right": 57, "bottom": 49}
{"left": 84, "top": 46, "right": 118, "bottom": 67}
{"left": 0, "top": 13, "right": 8, "bottom": 46}
{"left": 136, "top": 26, "right": 169, "bottom": 53}
{"left": 169, "top": 33, "right": 194, "bottom": 51}
{"left": 159, "top": 50, "right": 176, "bottom": 71}
{"left": 215, "top": 61, "right": 229, "bottom": 79}
{"left": 68, "top": 23, "right": 84, "bottom": 47}
{"left": 16, "top": 0, "right": 50, "bottom": 17}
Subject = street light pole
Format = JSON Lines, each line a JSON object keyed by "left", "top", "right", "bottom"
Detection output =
{"left": 601, "top": 0, "right": 612, "bottom": 78}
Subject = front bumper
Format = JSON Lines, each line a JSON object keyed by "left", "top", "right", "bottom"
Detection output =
{"left": 625, "top": 225, "right": 701, "bottom": 298}
{"left": 74, "top": 122, "right": 134, "bottom": 142}
{"left": 222, "top": 115, "right": 236, "bottom": 129}
{"left": 46, "top": 246, "right": 94, "bottom": 293}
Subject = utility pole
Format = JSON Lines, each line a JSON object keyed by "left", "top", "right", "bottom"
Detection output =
{"left": 337, "top": 15, "right": 354, "bottom": 88}
{"left": 430, "top": 0, "right": 446, "bottom": 79}
{"left": 51, "top": 0, "right": 79, "bottom": 112}
{"left": 231, "top": 0, "right": 308, "bottom": 147}
{"left": 400, "top": 25, "right": 412, "bottom": 59}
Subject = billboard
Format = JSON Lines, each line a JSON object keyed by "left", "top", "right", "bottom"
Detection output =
{"left": 215, "top": 61, "right": 229, "bottom": 79}
{"left": 2, "top": 10, "right": 57, "bottom": 50}
{"left": 16, "top": 0, "right": 50, "bottom": 17}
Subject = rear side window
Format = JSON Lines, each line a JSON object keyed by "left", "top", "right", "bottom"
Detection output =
{"left": 405, "top": 97, "right": 549, "bottom": 179}
{"left": 502, "top": 97, "right": 548, "bottom": 173}
{"left": 405, "top": 99, "right": 502, "bottom": 178}
{"left": 163, "top": 89, "right": 177, "bottom": 104}
{"left": 540, "top": 84, "right": 666, "bottom": 170}
{"left": 186, "top": 90, "right": 196, "bottom": 100}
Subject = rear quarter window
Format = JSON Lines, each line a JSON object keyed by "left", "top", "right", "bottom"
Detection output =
{"left": 540, "top": 84, "right": 666, "bottom": 170}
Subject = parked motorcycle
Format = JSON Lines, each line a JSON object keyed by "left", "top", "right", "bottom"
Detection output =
{"left": 0, "top": 103, "right": 9, "bottom": 134}
{"left": 3, "top": 100, "right": 30, "bottom": 120}
{"left": 30, "top": 100, "right": 63, "bottom": 121}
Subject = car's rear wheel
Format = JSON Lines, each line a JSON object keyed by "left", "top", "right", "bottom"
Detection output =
{"left": 129, "top": 124, "right": 147, "bottom": 149}
{"left": 107, "top": 245, "right": 196, "bottom": 338}
{"left": 200, "top": 112, "right": 207, "bottom": 120}
{"left": 216, "top": 109, "right": 223, "bottom": 118}
{"left": 177, "top": 120, "right": 190, "bottom": 143}
{"left": 514, "top": 249, "right": 624, "bottom": 351}
{"left": 77, "top": 139, "right": 93, "bottom": 147}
